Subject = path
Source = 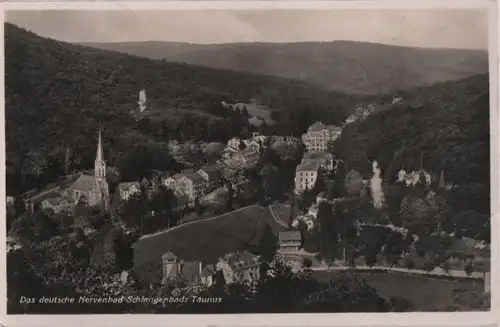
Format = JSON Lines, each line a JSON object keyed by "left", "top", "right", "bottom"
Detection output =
{"left": 299, "top": 264, "right": 486, "bottom": 280}
{"left": 139, "top": 204, "right": 259, "bottom": 240}
{"left": 268, "top": 204, "right": 289, "bottom": 228}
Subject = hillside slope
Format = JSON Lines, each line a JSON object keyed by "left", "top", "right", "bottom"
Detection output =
{"left": 82, "top": 41, "right": 488, "bottom": 94}
{"left": 333, "top": 74, "right": 490, "bottom": 215}
{"left": 5, "top": 23, "right": 359, "bottom": 194}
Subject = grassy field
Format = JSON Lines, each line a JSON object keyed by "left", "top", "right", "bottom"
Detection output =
{"left": 132, "top": 205, "right": 287, "bottom": 281}
{"left": 312, "top": 270, "right": 486, "bottom": 311}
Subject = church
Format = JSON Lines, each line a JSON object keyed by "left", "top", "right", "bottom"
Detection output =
{"left": 62, "top": 130, "right": 110, "bottom": 209}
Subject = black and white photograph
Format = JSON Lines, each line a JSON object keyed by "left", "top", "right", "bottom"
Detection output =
{"left": 1, "top": 0, "right": 498, "bottom": 325}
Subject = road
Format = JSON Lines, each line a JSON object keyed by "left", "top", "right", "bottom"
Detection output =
{"left": 297, "top": 264, "right": 486, "bottom": 280}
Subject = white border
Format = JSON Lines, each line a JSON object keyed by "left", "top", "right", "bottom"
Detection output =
{"left": 0, "top": 1, "right": 499, "bottom": 327}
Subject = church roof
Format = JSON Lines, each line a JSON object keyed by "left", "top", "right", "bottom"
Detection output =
{"left": 96, "top": 129, "right": 105, "bottom": 163}
{"left": 68, "top": 174, "right": 95, "bottom": 193}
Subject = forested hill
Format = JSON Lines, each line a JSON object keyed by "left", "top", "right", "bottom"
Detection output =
{"left": 5, "top": 23, "right": 360, "bottom": 195}
{"left": 334, "top": 74, "right": 490, "bottom": 214}
{"left": 82, "top": 40, "right": 488, "bottom": 94}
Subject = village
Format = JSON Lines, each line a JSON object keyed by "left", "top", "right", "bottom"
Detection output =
{"left": 6, "top": 94, "right": 491, "bottom": 301}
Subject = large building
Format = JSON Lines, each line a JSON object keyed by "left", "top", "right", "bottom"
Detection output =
{"left": 294, "top": 160, "right": 321, "bottom": 193}
{"left": 301, "top": 121, "right": 342, "bottom": 153}
{"left": 63, "top": 130, "right": 110, "bottom": 209}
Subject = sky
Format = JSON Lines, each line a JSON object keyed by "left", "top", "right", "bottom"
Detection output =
{"left": 5, "top": 9, "right": 488, "bottom": 49}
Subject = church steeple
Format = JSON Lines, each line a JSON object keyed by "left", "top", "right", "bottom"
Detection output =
{"left": 95, "top": 129, "right": 106, "bottom": 180}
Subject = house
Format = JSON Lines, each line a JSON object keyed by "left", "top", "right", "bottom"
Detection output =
{"left": 162, "top": 251, "right": 206, "bottom": 285}
{"left": 301, "top": 121, "right": 342, "bottom": 152}
{"left": 227, "top": 137, "right": 241, "bottom": 150}
{"left": 200, "top": 264, "right": 216, "bottom": 287}
{"left": 251, "top": 132, "right": 267, "bottom": 144}
{"left": 242, "top": 143, "right": 260, "bottom": 161}
{"left": 396, "top": 168, "right": 432, "bottom": 187}
{"left": 216, "top": 251, "right": 260, "bottom": 284}
{"left": 160, "top": 251, "right": 217, "bottom": 287}
{"left": 177, "top": 172, "right": 207, "bottom": 201}
{"left": 41, "top": 196, "right": 74, "bottom": 214}
{"left": 116, "top": 182, "right": 141, "bottom": 201}
{"left": 316, "top": 192, "right": 327, "bottom": 204}
{"left": 222, "top": 147, "right": 239, "bottom": 160}
{"left": 277, "top": 231, "right": 313, "bottom": 267}
{"left": 278, "top": 231, "right": 302, "bottom": 253}
{"left": 164, "top": 173, "right": 184, "bottom": 190}
{"left": 294, "top": 160, "right": 321, "bottom": 193}
{"left": 197, "top": 166, "right": 222, "bottom": 191}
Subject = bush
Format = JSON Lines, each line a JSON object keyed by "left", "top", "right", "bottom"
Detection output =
{"left": 464, "top": 262, "right": 474, "bottom": 276}
{"left": 441, "top": 260, "right": 451, "bottom": 273}
{"left": 302, "top": 257, "right": 313, "bottom": 268}
{"left": 403, "top": 255, "right": 415, "bottom": 271}
{"left": 423, "top": 259, "right": 435, "bottom": 272}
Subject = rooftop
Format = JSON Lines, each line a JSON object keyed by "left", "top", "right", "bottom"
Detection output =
{"left": 67, "top": 174, "right": 95, "bottom": 193}
{"left": 296, "top": 160, "right": 321, "bottom": 172}
{"left": 118, "top": 181, "right": 140, "bottom": 191}
{"left": 279, "top": 231, "right": 302, "bottom": 242}
{"left": 184, "top": 172, "right": 206, "bottom": 184}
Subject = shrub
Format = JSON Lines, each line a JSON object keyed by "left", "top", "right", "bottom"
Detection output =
{"left": 423, "top": 259, "right": 435, "bottom": 272}
{"left": 403, "top": 255, "right": 415, "bottom": 271}
{"left": 441, "top": 260, "right": 451, "bottom": 273}
{"left": 464, "top": 262, "right": 474, "bottom": 276}
{"left": 302, "top": 257, "right": 313, "bottom": 268}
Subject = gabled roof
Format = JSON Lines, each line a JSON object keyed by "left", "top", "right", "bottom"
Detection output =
{"left": 179, "top": 261, "right": 201, "bottom": 281}
{"left": 162, "top": 251, "right": 178, "bottom": 260}
{"left": 43, "top": 196, "right": 73, "bottom": 206}
{"left": 168, "top": 174, "right": 185, "bottom": 181}
{"left": 223, "top": 250, "right": 259, "bottom": 270}
{"left": 327, "top": 125, "right": 343, "bottom": 133}
{"left": 279, "top": 231, "right": 302, "bottom": 242}
{"left": 308, "top": 121, "right": 327, "bottom": 131}
{"left": 68, "top": 174, "right": 95, "bottom": 193}
{"left": 118, "top": 181, "right": 140, "bottom": 192}
{"left": 182, "top": 172, "right": 206, "bottom": 185}
{"left": 296, "top": 160, "right": 321, "bottom": 172}
{"left": 198, "top": 166, "right": 221, "bottom": 182}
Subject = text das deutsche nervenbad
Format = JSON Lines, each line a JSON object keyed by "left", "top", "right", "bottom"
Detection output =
{"left": 19, "top": 295, "right": 223, "bottom": 305}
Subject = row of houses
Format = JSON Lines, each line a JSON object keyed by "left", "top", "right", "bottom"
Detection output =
{"left": 137, "top": 231, "right": 310, "bottom": 287}
{"left": 221, "top": 133, "right": 264, "bottom": 164}
{"left": 163, "top": 166, "right": 222, "bottom": 203}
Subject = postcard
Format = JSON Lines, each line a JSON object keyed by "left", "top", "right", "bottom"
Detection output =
{"left": 0, "top": 1, "right": 498, "bottom": 327}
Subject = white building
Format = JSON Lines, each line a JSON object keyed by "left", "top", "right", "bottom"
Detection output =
{"left": 294, "top": 160, "right": 321, "bottom": 193}
{"left": 216, "top": 251, "right": 260, "bottom": 284}
{"left": 116, "top": 182, "right": 141, "bottom": 201}
{"left": 227, "top": 137, "right": 241, "bottom": 150}
{"left": 301, "top": 121, "right": 342, "bottom": 152}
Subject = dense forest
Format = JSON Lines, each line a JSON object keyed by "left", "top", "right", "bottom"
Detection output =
{"left": 5, "top": 23, "right": 360, "bottom": 195}
{"left": 333, "top": 74, "right": 490, "bottom": 215}
{"left": 83, "top": 40, "right": 488, "bottom": 94}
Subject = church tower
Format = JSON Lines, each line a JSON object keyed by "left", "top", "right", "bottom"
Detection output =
{"left": 93, "top": 129, "right": 109, "bottom": 210}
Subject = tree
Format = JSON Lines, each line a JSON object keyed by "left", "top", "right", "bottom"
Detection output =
{"left": 302, "top": 258, "right": 313, "bottom": 268}
{"left": 442, "top": 260, "right": 451, "bottom": 273}
{"left": 254, "top": 224, "right": 278, "bottom": 263}
{"left": 403, "top": 255, "right": 415, "bottom": 271}
{"left": 464, "top": 261, "right": 474, "bottom": 276}
{"left": 423, "top": 259, "right": 435, "bottom": 272}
